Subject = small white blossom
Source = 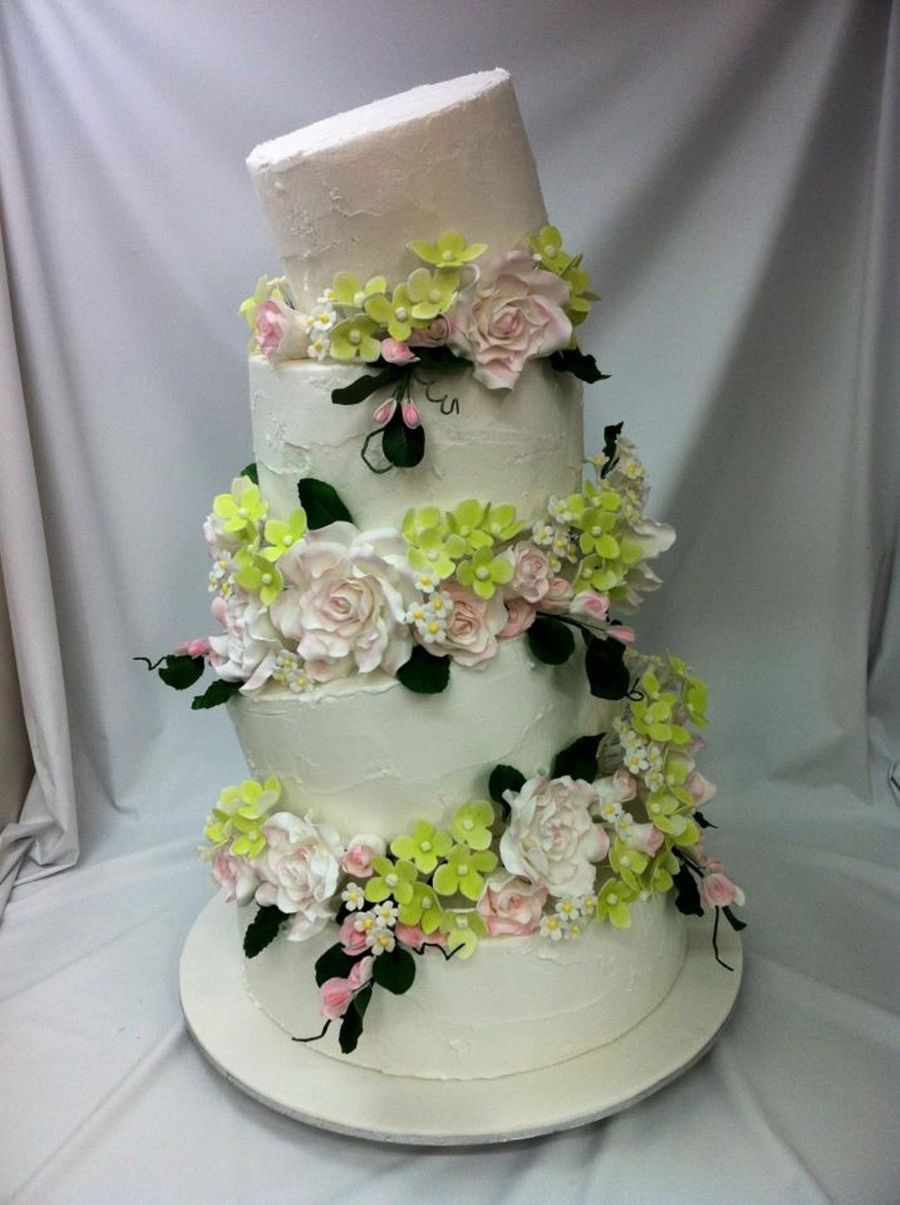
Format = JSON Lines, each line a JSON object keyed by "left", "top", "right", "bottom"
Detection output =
{"left": 531, "top": 520, "right": 555, "bottom": 547}
{"left": 565, "top": 918, "right": 587, "bottom": 939}
{"left": 624, "top": 748, "right": 650, "bottom": 774}
{"left": 308, "top": 304, "right": 337, "bottom": 333}
{"left": 372, "top": 900, "right": 399, "bottom": 928}
{"left": 647, "top": 743, "right": 665, "bottom": 771}
{"left": 581, "top": 894, "right": 598, "bottom": 917}
{"left": 316, "top": 288, "right": 336, "bottom": 305}
{"left": 208, "top": 556, "right": 233, "bottom": 596}
{"left": 645, "top": 768, "right": 665, "bottom": 791}
{"left": 414, "top": 570, "right": 439, "bottom": 594}
{"left": 539, "top": 913, "right": 569, "bottom": 941}
{"left": 353, "top": 911, "right": 377, "bottom": 934}
{"left": 367, "top": 928, "right": 396, "bottom": 955}
{"left": 271, "top": 649, "right": 313, "bottom": 693}
{"left": 307, "top": 334, "right": 330, "bottom": 361}
{"left": 404, "top": 600, "right": 430, "bottom": 625}
{"left": 615, "top": 812, "right": 635, "bottom": 837}
{"left": 598, "top": 798, "right": 624, "bottom": 823}
{"left": 555, "top": 897, "right": 583, "bottom": 921}
{"left": 547, "top": 495, "right": 573, "bottom": 525}
{"left": 416, "top": 616, "right": 447, "bottom": 645}
{"left": 426, "top": 591, "right": 452, "bottom": 619}
{"left": 341, "top": 882, "right": 366, "bottom": 912}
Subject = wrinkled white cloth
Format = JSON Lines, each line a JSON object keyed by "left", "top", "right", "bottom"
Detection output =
{"left": 0, "top": 1, "right": 897, "bottom": 1202}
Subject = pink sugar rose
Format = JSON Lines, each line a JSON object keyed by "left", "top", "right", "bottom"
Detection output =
{"left": 499, "top": 597, "right": 538, "bottom": 639}
{"left": 569, "top": 591, "right": 610, "bottom": 623}
{"left": 380, "top": 338, "right": 419, "bottom": 365}
{"left": 449, "top": 251, "right": 572, "bottom": 390}
{"left": 210, "top": 847, "right": 259, "bottom": 906}
{"left": 408, "top": 316, "right": 451, "bottom": 347}
{"left": 340, "top": 915, "right": 371, "bottom": 956}
{"left": 175, "top": 638, "right": 210, "bottom": 659}
{"left": 687, "top": 771, "right": 717, "bottom": 806}
{"left": 425, "top": 581, "right": 507, "bottom": 667}
{"left": 340, "top": 833, "right": 386, "bottom": 879}
{"left": 509, "top": 541, "right": 553, "bottom": 604}
{"left": 476, "top": 872, "right": 547, "bottom": 936}
{"left": 700, "top": 870, "right": 745, "bottom": 910}
{"left": 537, "top": 576, "right": 575, "bottom": 614}
{"left": 318, "top": 957, "right": 374, "bottom": 1021}
{"left": 622, "top": 822, "right": 664, "bottom": 857}
{"left": 612, "top": 768, "right": 638, "bottom": 802}
{"left": 395, "top": 923, "right": 446, "bottom": 951}
{"left": 255, "top": 298, "right": 309, "bottom": 363}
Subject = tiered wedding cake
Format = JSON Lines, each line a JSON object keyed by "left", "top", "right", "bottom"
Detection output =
{"left": 161, "top": 70, "right": 744, "bottom": 1082}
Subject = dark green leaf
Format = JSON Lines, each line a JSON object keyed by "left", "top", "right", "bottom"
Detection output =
{"left": 331, "top": 365, "right": 405, "bottom": 407}
{"left": 382, "top": 405, "right": 426, "bottom": 469}
{"left": 415, "top": 345, "right": 470, "bottom": 373}
{"left": 243, "top": 905, "right": 286, "bottom": 959}
{"left": 551, "top": 733, "right": 605, "bottom": 783}
{"left": 372, "top": 946, "right": 417, "bottom": 995}
{"left": 722, "top": 905, "right": 747, "bottom": 932}
{"left": 158, "top": 654, "right": 205, "bottom": 691}
{"left": 314, "top": 943, "right": 359, "bottom": 987}
{"left": 584, "top": 636, "right": 630, "bottom": 700}
{"left": 673, "top": 865, "right": 703, "bottom": 917}
{"left": 239, "top": 461, "right": 259, "bottom": 484}
{"left": 396, "top": 645, "right": 451, "bottom": 694}
{"left": 694, "top": 811, "right": 717, "bottom": 829}
{"left": 338, "top": 995, "right": 366, "bottom": 1053}
{"left": 549, "top": 348, "right": 610, "bottom": 384}
{"left": 527, "top": 616, "right": 575, "bottom": 665}
{"left": 600, "top": 423, "right": 623, "bottom": 477}
{"left": 488, "top": 764, "right": 526, "bottom": 810}
{"left": 297, "top": 477, "right": 355, "bottom": 529}
{"left": 353, "top": 983, "right": 373, "bottom": 1018}
{"left": 191, "top": 678, "right": 242, "bottom": 710}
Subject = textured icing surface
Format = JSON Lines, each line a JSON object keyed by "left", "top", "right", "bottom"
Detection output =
{"left": 250, "top": 356, "right": 584, "bottom": 529}
{"left": 242, "top": 896, "right": 687, "bottom": 1080}
{"left": 246, "top": 71, "right": 547, "bottom": 308}
{"left": 230, "top": 639, "right": 611, "bottom": 839}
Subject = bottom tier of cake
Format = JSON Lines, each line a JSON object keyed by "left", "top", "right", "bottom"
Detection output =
{"left": 240, "top": 896, "right": 686, "bottom": 1081}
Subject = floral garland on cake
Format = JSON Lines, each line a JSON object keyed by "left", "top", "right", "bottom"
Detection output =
{"left": 239, "top": 225, "right": 608, "bottom": 473}
{"left": 199, "top": 653, "right": 745, "bottom": 1054}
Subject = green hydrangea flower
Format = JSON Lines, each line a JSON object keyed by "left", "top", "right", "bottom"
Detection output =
{"left": 528, "top": 225, "right": 570, "bottom": 274}
{"left": 608, "top": 838, "right": 649, "bottom": 891}
{"left": 596, "top": 878, "right": 635, "bottom": 929}
{"left": 398, "top": 881, "right": 444, "bottom": 932}
{"left": 390, "top": 820, "right": 453, "bottom": 875}
{"left": 433, "top": 845, "right": 498, "bottom": 901}
{"left": 262, "top": 509, "right": 308, "bottom": 561}
{"left": 409, "top": 230, "right": 487, "bottom": 268}
{"left": 330, "top": 315, "right": 381, "bottom": 362}
{"left": 406, "top": 267, "right": 459, "bottom": 322}
{"left": 456, "top": 546, "right": 514, "bottom": 600}
{"left": 365, "top": 857, "right": 418, "bottom": 906}
{"left": 204, "top": 777, "right": 280, "bottom": 850}
{"left": 233, "top": 547, "right": 283, "bottom": 607}
{"left": 365, "top": 283, "right": 425, "bottom": 342}
{"left": 449, "top": 800, "right": 495, "bottom": 851}
{"left": 446, "top": 499, "right": 493, "bottom": 550}
{"left": 644, "top": 790, "right": 695, "bottom": 840}
{"left": 406, "top": 526, "right": 467, "bottom": 581}
{"left": 212, "top": 479, "right": 268, "bottom": 542}
{"left": 331, "top": 272, "right": 388, "bottom": 310}
{"left": 630, "top": 670, "right": 691, "bottom": 745}
{"left": 439, "top": 908, "right": 488, "bottom": 959}
{"left": 647, "top": 848, "right": 679, "bottom": 894}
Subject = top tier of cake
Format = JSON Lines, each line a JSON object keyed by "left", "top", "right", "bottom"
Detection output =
{"left": 247, "top": 69, "right": 547, "bottom": 309}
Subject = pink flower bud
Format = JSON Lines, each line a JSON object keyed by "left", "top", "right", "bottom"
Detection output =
{"left": 175, "top": 638, "right": 210, "bottom": 658}
{"left": 608, "top": 625, "right": 636, "bottom": 645}
{"left": 372, "top": 397, "right": 397, "bottom": 425}
{"left": 401, "top": 398, "right": 422, "bottom": 428}
{"left": 687, "top": 771, "right": 717, "bottom": 805}
{"left": 569, "top": 591, "right": 610, "bottom": 622}
{"left": 700, "top": 871, "right": 745, "bottom": 910}
{"left": 381, "top": 338, "right": 419, "bottom": 365}
{"left": 319, "top": 977, "right": 354, "bottom": 1021}
{"left": 339, "top": 916, "right": 370, "bottom": 956}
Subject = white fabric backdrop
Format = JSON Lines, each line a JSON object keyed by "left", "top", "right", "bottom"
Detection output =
{"left": 1, "top": 1, "right": 897, "bottom": 1202}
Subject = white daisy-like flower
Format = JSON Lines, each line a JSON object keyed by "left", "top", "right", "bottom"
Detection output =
{"left": 555, "top": 897, "right": 583, "bottom": 921}
{"left": 547, "top": 495, "right": 573, "bottom": 525}
{"left": 372, "top": 900, "right": 399, "bottom": 928}
{"left": 353, "top": 911, "right": 377, "bottom": 934}
{"left": 308, "top": 304, "right": 337, "bottom": 333}
{"left": 624, "top": 748, "right": 650, "bottom": 774}
{"left": 645, "top": 768, "right": 665, "bottom": 792}
{"left": 208, "top": 557, "right": 233, "bottom": 596}
{"left": 341, "top": 882, "right": 366, "bottom": 912}
{"left": 271, "top": 649, "right": 313, "bottom": 694}
{"left": 548, "top": 555, "right": 563, "bottom": 574}
{"left": 551, "top": 530, "right": 572, "bottom": 558}
{"left": 565, "top": 918, "right": 587, "bottom": 939}
{"left": 539, "top": 913, "right": 569, "bottom": 941}
{"left": 621, "top": 457, "right": 645, "bottom": 482}
{"left": 316, "top": 288, "right": 336, "bottom": 305}
{"left": 615, "top": 812, "right": 635, "bottom": 837}
{"left": 414, "top": 570, "right": 439, "bottom": 594}
{"left": 581, "top": 893, "right": 598, "bottom": 917}
{"left": 647, "top": 743, "right": 665, "bottom": 770}
{"left": 598, "top": 798, "right": 624, "bottom": 823}
{"left": 307, "top": 334, "right": 330, "bottom": 361}
{"left": 367, "top": 928, "right": 396, "bottom": 955}
{"left": 425, "top": 591, "right": 452, "bottom": 619}
{"left": 404, "top": 601, "right": 430, "bottom": 626}
{"left": 416, "top": 617, "right": 447, "bottom": 645}
{"left": 531, "top": 520, "right": 555, "bottom": 547}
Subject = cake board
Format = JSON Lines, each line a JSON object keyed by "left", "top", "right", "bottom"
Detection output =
{"left": 180, "top": 893, "right": 743, "bottom": 1146}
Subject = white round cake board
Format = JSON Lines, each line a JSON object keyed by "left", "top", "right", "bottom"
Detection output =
{"left": 180, "top": 893, "right": 742, "bottom": 1146}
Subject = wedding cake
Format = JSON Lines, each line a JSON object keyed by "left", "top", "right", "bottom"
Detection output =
{"left": 158, "top": 70, "right": 744, "bottom": 1083}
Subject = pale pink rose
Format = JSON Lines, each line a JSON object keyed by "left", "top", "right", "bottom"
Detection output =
{"left": 271, "top": 523, "right": 416, "bottom": 681}
{"left": 425, "top": 582, "right": 507, "bottom": 667}
{"left": 500, "top": 775, "right": 604, "bottom": 898}
{"left": 700, "top": 870, "right": 745, "bottom": 910}
{"left": 175, "top": 638, "right": 210, "bottom": 658}
{"left": 210, "top": 848, "right": 259, "bottom": 906}
{"left": 536, "top": 576, "right": 575, "bottom": 614}
{"left": 208, "top": 590, "right": 281, "bottom": 693}
{"left": 568, "top": 591, "right": 610, "bottom": 623}
{"left": 340, "top": 915, "right": 371, "bottom": 956}
{"left": 380, "top": 338, "right": 419, "bottom": 365}
{"left": 395, "top": 924, "right": 447, "bottom": 951}
{"left": 449, "top": 251, "right": 571, "bottom": 389}
{"left": 476, "top": 872, "right": 547, "bottom": 936}
{"left": 509, "top": 541, "right": 553, "bottom": 603}
{"left": 622, "top": 822, "right": 664, "bottom": 857}
{"left": 687, "top": 771, "right": 717, "bottom": 806}
{"left": 254, "top": 811, "right": 343, "bottom": 942}
{"left": 408, "top": 316, "right": 451, "bottom": 347}
{"left": 319, "top": 977, "right": 354, "bottom": 1021}
{"left": 340, "top": 833, "right": 387, "bottom": 879}
{"left": 348, "top": 956, "right": 374, "bottom": 989}
{"left": 612, "top": 768, "right": 638, "bottom": 802}
{"left": 255, "top": 298, "right": 309, "bottom": 363}
{"left": 499, "top": 597, "right": 537, "bottom": 639}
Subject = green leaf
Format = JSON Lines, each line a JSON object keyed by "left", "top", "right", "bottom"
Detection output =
{"left": 527, "top": 616, "right": 575, "bottom": 665}
{"left": 372, "top": 946, "right": 417, "bottom": 995}
{"left": 694, "top": 811, "right": 718, "bottom": 830}
{"left": 297, "top": 477, "right": 355, "bottom": 529}
{"left": 551, "top": 733, "right": 604, "bottom": 783}
{"left": 549, "top": 348, "right": 610, "bottom": 384}
{"left": 382, "top": 405, "right": 425, "bottom": 469}
{"left": 191, "top": 678, "right": 242, "bottom": 710}
{"left": 338, "top": 988, "right": 370, "bottom": 1054}
{"left": 600, "top": 423, "right": 623, "bottom": 477}
{"left": 396, "top": 645, "right": 451, "bottom": 694}
{"left": 314, "top": 943, "right": 359, "bottom": 987}
{"left": 239, "top": 461, "right": 259, "bottom": 484}
{"left": 331, "top": 365, "right": 405, "bottom": 406}
{"left": 673, "top": 864, "right": 703, "bottom": 917}
{"left": 488, "top": 764, "right": 526, "bottom": 810}
{"left": 415, "top": 345, "right": 470, "bottom": 373}
{"left": 584, "top": 636, "right": 630, "bottom": 700}
{"left": 243, "top": 905, "right": 286, "bottom": 959}
{"left": 722, "top": 905, "right": 747, "bottom": 932}
{"left": 353, "top": 983, "right": 373, "bottom": 1018}
{"left": 158, "top": 654, "right": 205, "bottom": 691}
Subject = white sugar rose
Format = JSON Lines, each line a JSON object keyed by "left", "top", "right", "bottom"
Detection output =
{"left": 428, "top": 582, "right": 507, "bottom": 667}
{"left": 270, "top": 523, "right": 416, "bottom": 682}
{"left": 255, "top": 811, "right": 343, "bottom": 942}
{"left": 449, "top": 251, "right": 572, "bottom": 390}
{"left": 500, "top": 775, "right": 607, "bottom": 898}
{"left": 209, "top": 590, "right": 281, "bottom": 693}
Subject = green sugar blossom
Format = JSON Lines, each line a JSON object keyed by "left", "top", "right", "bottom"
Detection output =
{"left": 608, "top": 838, "right": 649, "bottom": 891}
{"left": 647, "top": 849, "right": 680, "bottom": 894}
{"left": 409, "top": 229, "right": 487, "bottom": 268}
{"left": 406, "top": 267, "right": 459, "bottom": 322}
{"left": 644, "top": 790, "right": 696, "bottom": 843}
{"left": 204, "top": 777, "right": 280, "bottom": 850}
{"left": 630, "top": 669, "right": 691, "bottom": 745}
{"left": 212, "top": 479, "right": 268, "bottom": 542}
{"left": 562, "top": 258, "right": 598, "bottom": 329}
{"left": 406, "top": 526, "right": 467, "bottom": 581}
{"left": 433, "top": 845, "right": 498, "bottom": 901}
{"left": 446, "top": 500, "right": 524, "bottom": 550}
{"left": 365, "top": 857, "right": 418, "bottom": 906}
{"left": 331, "top": 272, "right": 388, "bottom": 310}
{"left": 390, "top": 820, "right": 453, "bottom": 875}
{"left": 262, "top": 509, "right": 308, "bottom": 562}
{"left": 456, "top": 546, "right": 515, "bottom": 600}
{"left": 330, "top": 315, "right": 382, "bottom": 362}
{"left": 402, "top": 506, "right": 448, "bottom": 544}
{"left": 233, "top": 547, "right": 284, "bottom": 607}
{"left": 439, "top": 908, "right": 488, "bottom": 959}
{"left": 449, "top": 800, "right": 495, "bottom": 851}
{"left": 365, "top": 283, "right": 424, "bottom": 342}
{"left": 398, "top": 881, "right": 444, "bottom": 932}
{"left": 596, "top": 878, "right": 636, "bottom": 929}
{"left": 528, "top": 225, "right": 570, "bottom": 274}
{"left": 238, "top": 275, "right": 286, "bottom": 332}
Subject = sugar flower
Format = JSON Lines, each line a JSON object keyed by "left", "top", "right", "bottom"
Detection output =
{"left": 364, "top": 856, "right": 418, "bottom": 906}
{"left": 508, "top": 541, "right": 554, "bottom": 603}
{"left": 438, "top": 909, "right": 487, "bottom": 959}
{"left": 262, "top": 509, "right": 308, "bottom": 561}
{"left": 500, "top": 775, "right": 607, "bottom": 898}
{"left": 408, "top": 316, "right": 451, "bottom": 347}
{"left": 422, "top": 582, "right": 507, "bottom": 667}
{"left": 700, "top": 865, "right": 745, "bottom": 910}
{"left": 390, "top": 820, "right": 453, "bottom": 875}
{"left": 255, "top": 298, "right": 309, "bottom": 363}
{"left": 498, "top": 597, "right": 537, "bottom": 638}
{"left": 212, "top": 477, "right": 268, "bottom": 544}
{"left": 208, "top": 591, "right": 281, "bottom": 693}
{"left": 409, "top": 229, "right": 487, "bottom": 268}
{"left": 476, "top": 872, "right": 547, "bottom": 937}
{"left": 433, "top": 845, "right": 498, "bottom": 901}
{"left": 208, "top": 847, "right": 260, "bottom": 906}
{"left": 341, "top": 834, "right": 387, "bottom": 879}
{"left": 406, "top": 266, "right": 459, "bottom": 322}
{"left": 340, "top": 882, "right": 367, "bottom": 912}
{"left": 449, "top": 800, "right": 495, "bottom": 851}
{"left": 254, "top": 811, "right": 344, "bottom": 942}
{"left": 456, "top": 546, "right": 515, "bottom": 600}
{"left": 330, "top": 315, "right": 381, "bottom": 362}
